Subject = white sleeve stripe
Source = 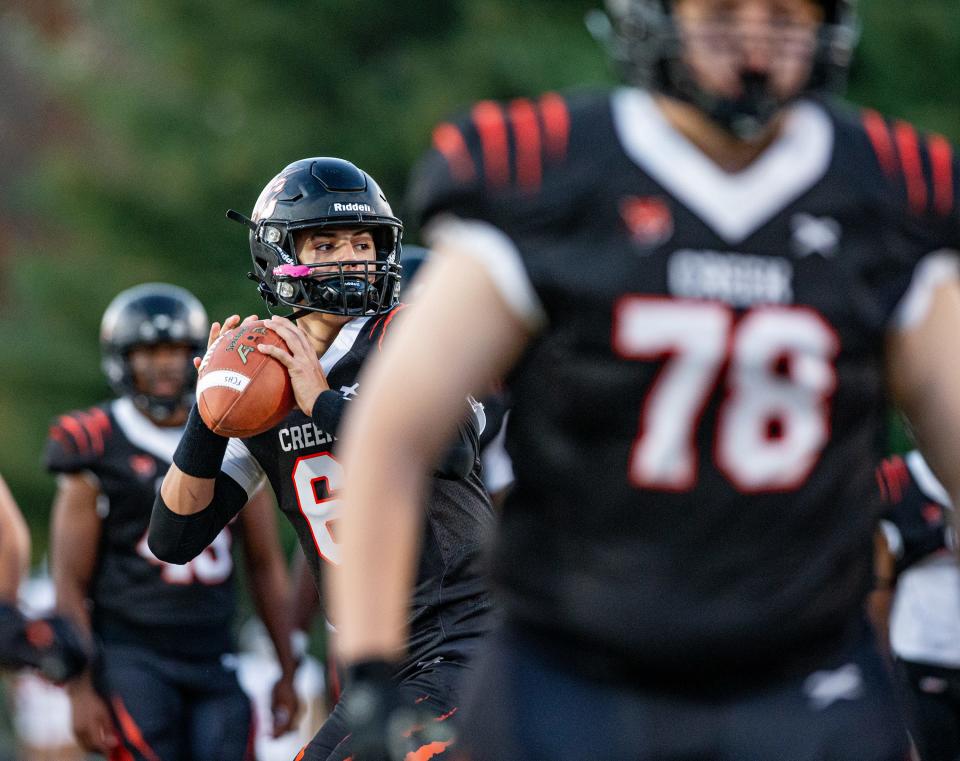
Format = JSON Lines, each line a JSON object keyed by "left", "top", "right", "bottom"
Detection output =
{"left": 890, "top": 249, "right": 960, "bottom": 330}
{"left": 424, "top": 215, "right": 546, "bottom": 329}
{"left": 905, "top": 450, "right": 953, "bottom": 507}
{"left": 879, "top": 519, "right": 904, "bottom": 560}
{"left": 222, "top": 438, "right": 265, "bottom": 497}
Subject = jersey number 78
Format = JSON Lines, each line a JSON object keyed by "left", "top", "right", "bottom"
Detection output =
{"left": 612, "top": 297, "right": 839, "bottom": 493}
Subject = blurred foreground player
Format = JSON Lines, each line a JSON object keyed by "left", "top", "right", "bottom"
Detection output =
{"left": 148, "top": 159, "right": 494, "bottom": 760}
{"left": 0, "top": 475, "right": 86, "bottom": 682}
{"left": 876, "top": 451, "right": 960, "bottom": 761}
{"left": 332, "top": 0, "right": 960, "bottom": 759}
{"left": 47, "top": 283, "right": 299, "bottom": 759}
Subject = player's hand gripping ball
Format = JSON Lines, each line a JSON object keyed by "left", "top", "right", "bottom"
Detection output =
{"left": 196, "top": 321, "right": 295, "bottom": 437}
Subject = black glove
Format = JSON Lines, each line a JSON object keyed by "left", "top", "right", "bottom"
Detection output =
{"left": 0, "top": 603, "right": 90, "bottom": 682}
{"left": 343, "top": 659, "right": 454, "bottom": 761}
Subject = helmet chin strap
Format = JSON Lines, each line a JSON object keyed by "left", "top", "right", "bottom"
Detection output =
{"left": 700, "top": 70, "right": 785, "bottom": 141}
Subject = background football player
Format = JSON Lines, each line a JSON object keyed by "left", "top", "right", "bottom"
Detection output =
{"left": 875, "top": 451, "right": 960, "bottom": 761}
{"left": 47, "top": 283, "right": 299, "bottom": 759}
{"left": 331, "top": 0, "right": 960, "bottom": 759}
{"left": 148, "top": 158, "right": 494, "bottom": 761}
{"left": 0, "top": 474, "right": 87, "bottom": 682}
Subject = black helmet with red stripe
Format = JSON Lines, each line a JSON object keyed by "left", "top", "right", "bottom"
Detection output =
{"left": 601, "top": 0, "right": 859, "bottom": 138}
{"left": 100, "top": 283, "right": 208, "bottom": 420}
{"left": 230, "top": 157, "right": 403, "bottom": 318}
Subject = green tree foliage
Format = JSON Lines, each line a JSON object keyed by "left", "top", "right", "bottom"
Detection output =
{"left": 0, "top": 1, "right": 957, "bottom": 548}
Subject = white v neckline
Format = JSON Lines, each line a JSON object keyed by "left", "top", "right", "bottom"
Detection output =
{"left": 612, "top": 88, "right": 834, "bottom": 245}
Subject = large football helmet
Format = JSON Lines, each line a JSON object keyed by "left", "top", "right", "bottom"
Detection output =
{"left": 229, "top": 157, "right": 403, "bottom": 318}
{"left": 100, "top": 283, "right": 208, "bottom": 420}
{"left": 601, "top": 0, "right": 859, "bottom": 138}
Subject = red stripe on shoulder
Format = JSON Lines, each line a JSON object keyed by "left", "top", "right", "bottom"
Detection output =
{"left": 894, "top": 121, "right": 928, "bottom": 215}
{"left": 377, "top": 303, "right": 408, "bottom": 352}
{"left": 79, "top": 408, "right": 110, "bottom": 456}
{"left": 538, "top": 92, "right": 569, "bottom": 163}
{"left": 472, "top": 101, "right": 510, "bottom": 190}
{"left": 928, "top": 133, "right": 955, "bottom": 218}
{"left": 879, "top": 456, "right": 909, "bottom": 504}
{"left": 57, "top": 415, "right": 90, "bottom": 455}
{"left": 432, "top": 122, "right": 476, "bottom": 184}
{"left": 508, "top": 98, "right": 542, "bottom": 193}
{"left": 861, "top": 109, "right": 898, "bottom": 179}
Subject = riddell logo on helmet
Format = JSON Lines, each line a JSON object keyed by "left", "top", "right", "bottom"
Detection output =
{"left": 332, "top": 202, "right": 373, "bottom": 212}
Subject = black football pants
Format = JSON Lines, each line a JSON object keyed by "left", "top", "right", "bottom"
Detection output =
{"left": 96, "top": 642, "right": 254, "bottom": 761}
{"left": 456, "top": 621, "right": 910, "bottom": 761}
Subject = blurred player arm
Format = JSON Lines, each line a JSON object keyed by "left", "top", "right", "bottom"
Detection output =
{"left": 333, "top": 249, "right": 532, "bottom": 663}
{"left": 867, "top": 526, "right": 896, "bottom": 658}
{"left": 237, "top": 484, "right": 300, "bottom": 736}
{"left": 149, "top": 407, "right": 257, "bottom": 564}
{"left": 49, "top": 472, "right": 119, "bottom": 751}
{"left": 0, "top": 474, "right": 30, "bottom": 601}
{"left": 887, "top": 275, "right": 960, "bottom": 515}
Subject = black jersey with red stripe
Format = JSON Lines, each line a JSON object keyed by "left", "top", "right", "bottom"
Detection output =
{"left": 222, "top": 305, "right": 494, "bottom": 672}
{"left": 44, "top": 398, "right": 237, "bottom": 656}
{"left": 408, "top": 88, "right": 960, "bottom": 675}
{"left": 877, "top": 451, "right": 954, "bottom": 575}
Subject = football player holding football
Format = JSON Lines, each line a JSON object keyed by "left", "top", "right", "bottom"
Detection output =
{"left": 148, "top": 159, "right": 494, "bottom": 760}
{"left": 0, "top": 473, "right": 88, "bottom": 682}
{"left": 47, "top": 283, "right": 299, "bottom": 759}
{"left": 331, "top": 0, "right": 960, "bottom": 758}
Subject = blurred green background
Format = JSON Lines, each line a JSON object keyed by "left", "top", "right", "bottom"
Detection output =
{"left": 0, "top": 0, "right": 958, "bottom": 558}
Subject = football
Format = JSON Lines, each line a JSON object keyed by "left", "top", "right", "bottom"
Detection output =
{"left": 196, "top": 321, "right": 295, "bottom": 437}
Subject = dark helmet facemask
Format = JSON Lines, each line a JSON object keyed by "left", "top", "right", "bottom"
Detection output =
{"left": 229, "top": 157, "right": 403, "bottom": 319}
{"left": 595, "top": 0, "right": 860, "bottom": 139}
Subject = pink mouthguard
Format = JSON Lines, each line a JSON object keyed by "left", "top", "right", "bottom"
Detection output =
{"left": 272, "top": 264, "right": 312, "bottom": 278}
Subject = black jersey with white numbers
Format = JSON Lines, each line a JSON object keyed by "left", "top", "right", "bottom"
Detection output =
{"left": 408, "top": 87, "right": 960, "bottom": 675}
{"left": 219, "top": 306, "right": 494, "bottom": 672}
{"left": 45, "top": 398, "right": 237, "bottom": 657}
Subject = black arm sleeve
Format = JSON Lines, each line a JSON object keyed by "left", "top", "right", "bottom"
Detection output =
{"left": 435, "top": 414, "right": 481, "bottom": 480}
{"left": 312, "top": 390, "right": 347, "bottom": 434}
{"left": 148, "top": 473, "right": 249, "bottom": 564}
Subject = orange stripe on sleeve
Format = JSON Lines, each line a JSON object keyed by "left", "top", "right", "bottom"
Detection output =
{"left": 894, "top": 121, "right": 928, "bottom": 215}
{"left": 432, "top": 123, "right": 476, "bottom": 184}
{"left": 58, "top": 415, "right": 90, "bottom": 455}
{"left": 928, "top": 133, "right": 955, "bottom": 217}
{"left": 862, "top": 109, "right": 897, "bottom": 179}
{"left": 539, "top": 92, "right": 569, "bottom": 163}
{"left": 508, "top": 98, "right": 543, "bottom": 193}
{"left": 472, "top": 101, "right": 510, "bottom": 190}
{"left": 79, "top": 411, "right": 108, "bottom": 455}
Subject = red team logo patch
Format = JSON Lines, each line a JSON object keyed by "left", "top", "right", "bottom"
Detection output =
{"left": 620, "top": 196, "right": 674, "bottom": 248}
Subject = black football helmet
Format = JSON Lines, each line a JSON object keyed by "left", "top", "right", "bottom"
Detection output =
{"left": 599, "top": 0, "right": 859, "bottom": 138}
{"left": 100, "top": 283, "right": 208, "bottom": 421}
{"left": 229, "top": 157, "right": 403, "bottom": 318}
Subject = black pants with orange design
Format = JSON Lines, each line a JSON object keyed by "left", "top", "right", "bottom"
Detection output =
{"left": 97, "top": 642, "right": 254, "bottom": 761}
{"left": 302, "top": 654, "right": 468, "bottom": 761}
